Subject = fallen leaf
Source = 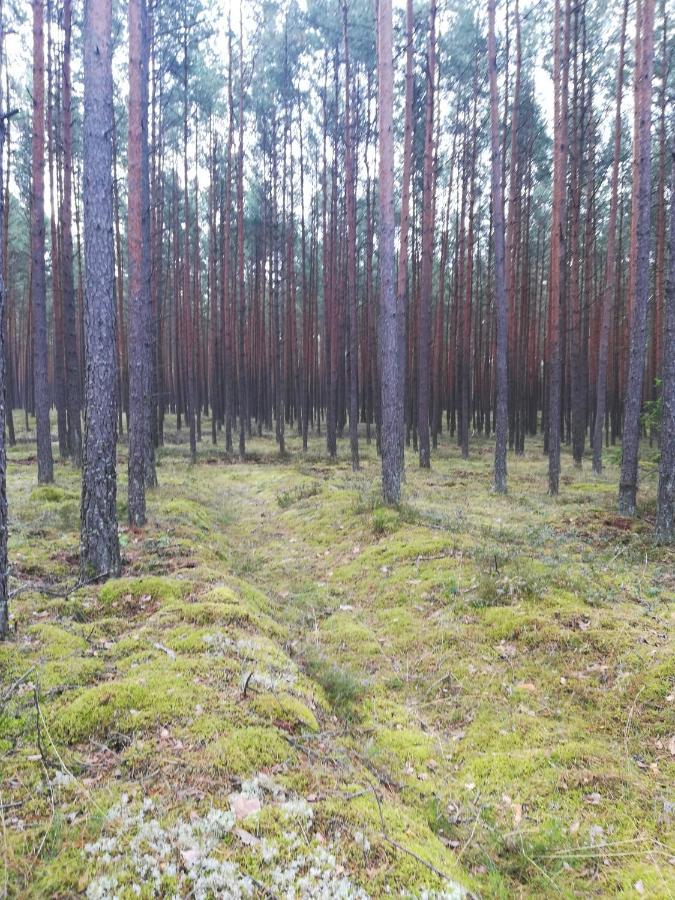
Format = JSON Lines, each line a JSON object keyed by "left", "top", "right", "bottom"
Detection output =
{"left": 668, "top": 735, "right": 675, "bottom": 756}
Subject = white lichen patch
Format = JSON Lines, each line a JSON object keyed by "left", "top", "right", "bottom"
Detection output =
{"left": 82, "top": 781, "right": 379, "bottom": 899}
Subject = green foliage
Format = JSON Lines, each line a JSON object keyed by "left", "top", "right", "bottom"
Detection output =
{"left": 641, "top": 380, "right": 662, "bottom": 434}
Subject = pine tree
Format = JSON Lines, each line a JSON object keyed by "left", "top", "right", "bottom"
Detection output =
{"left": 80, "top": 0, "right": 121, "bottom": 579}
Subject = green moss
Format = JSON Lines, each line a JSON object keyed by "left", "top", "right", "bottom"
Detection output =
{"left": 52, "top": 665, "right": 207, "bottom": 744}
{"left": 369, "top": 725, "right": 436, "bottom": 770}
{"left": 161, "top": 498, "right": 212, "bottom": 530}
{"left": 30, "top": 623, "right": 88, "bottom": 658}
{"left": 40, "top": 656, "right": 104, "bottom": 690}
{"left": 250, "top": 691, "right": 320, "bottom": 732}
{"left": 202, "top": 585, "right": 238, "bottom": 604}
{"left": 29, "top": 485, "right": 78, "bottom": 504}
{"left": 98, "top": 576, "right": 190, "bottom": 607}
{"left": 210, "top": 726, "right": 292, "bottom": 775}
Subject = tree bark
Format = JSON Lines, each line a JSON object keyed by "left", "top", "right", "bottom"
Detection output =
{"left": 655, "top": 118, "right": 675, "bottom": 541}
{"left": 592, "top": 0, "right": 627, "bottom": 474}
{"left": 547, "top": 0, "right": 570, "bottom": 496}
{"left": 417, "top": 0, "right": 436, "bottom": 469}
{"left": 31, "top": 0, "right": 53, "bottom": 484}
{"left": 80, "top": 0, "right": 121, "bottom": 579}
{"left": 488, "top": 0, "right": 508, "bottom": 494}
{"left": 619, "top": 0, "right": 656, "bottom": 516}
{"left": 0, "top": 101, "right": 10, "bottom": 637}
{"left": 378, "top": 0, "right": 401, "bottom": 503}
{"left": 343, "top": 1, "right": 359, "bottom": 471}
{"left": 127, "top": 0, "right": 152, "bottom": 526}
{"left": 61, "top": 0, "right": 82, "bottom": 465}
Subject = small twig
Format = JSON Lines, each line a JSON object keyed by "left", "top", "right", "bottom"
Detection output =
{"left": 9, "top": 570, "right": 113, "bottom": 602}
{"left": 519, "top": 834, "right": 561, "bottom": 894}
{"left": 0, "top": 801, "right": 23, "bottom": 813}
{"left": 456, "top": 802, "right": 483, "bottom": 863}
{"left": 0, "top": 665, "right": 36, "bottom": 707}
{"left": 241, "top": 670, "right": 255, "bottom": 698}
{"left": 363, "top": 778, "right": 460, "bottom": 886}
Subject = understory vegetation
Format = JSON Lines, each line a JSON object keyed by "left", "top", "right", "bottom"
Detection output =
{"left": 1, "top": 419, "right": 673, "bottom": 898}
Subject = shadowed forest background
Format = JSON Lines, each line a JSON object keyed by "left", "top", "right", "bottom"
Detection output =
{"left": 0, "top": 0, "right": 673, "bottom": 896}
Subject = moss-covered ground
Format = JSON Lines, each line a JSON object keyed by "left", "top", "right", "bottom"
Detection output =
{"left": 1, "top": 417, "right": 673, "bottom": 898}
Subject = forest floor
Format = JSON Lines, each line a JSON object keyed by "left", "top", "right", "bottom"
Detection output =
{"left": 0, "top": 418, "right": 673, "bottom": 899}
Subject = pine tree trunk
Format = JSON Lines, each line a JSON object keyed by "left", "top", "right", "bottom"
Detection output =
{"left": 592, "top": 0, "right": 627, "bottom": 474}
{"left": 343, "top": 2, "right": 359, "bottom": 471}
{"left": 655, "top": 119, "right": 675, "bottom": 540}
{"left": 127, "top": 0, "right": 151, "bottom": 526}
{"left": 80, "top": 0, "right": 120, "bottom": 579}
{"left": 547, "top": 0, "right": 570, "bottom": 496}
{"left": 488, "top": 0, "right": 508, "bottom": 494}
{"left": 618, "top": 0, "right": 656, "bottom": 516}
{"left": 0, "top": 101, "right": 10, "bottom": 637}
{"left": 418, "top": 0, "right": 436, "bottom": 469}
{"left": 378, "top": 0, "right": 402, "bottom": 503}
{"left": 31, "top": 0, "right": 53, "bottom": 484}
{"left": 61, "top": 0, "right": 82, "bottom": 465}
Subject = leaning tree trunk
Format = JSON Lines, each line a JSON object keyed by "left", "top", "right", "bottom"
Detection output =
{"left": 619, "top": 0, "right": 656, "bottom": 516}
{"left": 488, "top": 0, "right": 508, "bottom": 494}
{"left": 80, "top": 0, "right": 121, "bottom": 579}
{"left": 655, "top": 118, "right": 675, "bottom": 541}
{"left": 31, "top": 0, "right": 53, "bottom": 484}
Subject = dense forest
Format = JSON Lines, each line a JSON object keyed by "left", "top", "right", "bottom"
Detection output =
{"left": 0, "top": 0, "right": 673, "bottom": 896}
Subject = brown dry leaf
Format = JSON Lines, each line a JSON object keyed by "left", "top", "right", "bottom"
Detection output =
{"left": 668, "top": 735, "right": 675, "bottom": 756}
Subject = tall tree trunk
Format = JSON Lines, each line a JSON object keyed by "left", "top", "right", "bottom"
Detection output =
{"left": 127, "top": 0, "right": 151, "bottom": 526}
{"left": 0, "top": 54, "right": 11, "bottom": 637}
{"left": 61, "top": 0, "right": 81, "bottom": 464}
{"left": 343, "top": 2, "right": 359, "bottom": 471}
{"left": 417, "top": 0, "right": 436, "bottom": 469}
{"left": 237, "top": 9, "right": 247, "bottom": 459}
{"left": 547, "top": 0, "right": 570, "bottom": 496}
{"left": 378, "top": 0, "right": 401, "bottom": 503}
{"left": 488, "top": 0, "right": 508, "bottom": 494}
{"left": 80, "top": 0, "right": 121, "bottom": 578}
{"left": 31, "top": 0, "right": 54, "bottom": 484}
{"left": 619, "top": 0, "right": 656, "bottom": 516}
{"left": 592, "top": 0, "right": 627, "bottom": 474}
{"left": 655, "top": 118, "right": 675, "bottom": 540}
